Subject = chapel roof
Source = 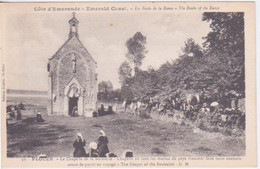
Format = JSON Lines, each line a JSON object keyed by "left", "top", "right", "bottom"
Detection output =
{"left": 49, "top": 13, "right": 96, "bottom": 64}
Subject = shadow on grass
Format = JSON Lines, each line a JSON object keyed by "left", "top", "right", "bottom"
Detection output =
{"left": 151, "top": 147, "right": 165, "bottom": 155}
{"left": 144, "top": 130, "right": 162, "bottom": 137}
{"left": 92, "top": 124, "right": 103, "bottom": 128}
{"left": 7, "top": 117, "right": 74, "bottom": 157}
{"left": 19, "top": 140, "right": 56, "bottom": 152}
{"left": 191, "top": 146, "right": 213, "bottom": 154}
{"left": 107, "top": 118, "right": 135, "bottom": 126}
{"left": 98, "top": 110, "right": 116, "bottom": 117}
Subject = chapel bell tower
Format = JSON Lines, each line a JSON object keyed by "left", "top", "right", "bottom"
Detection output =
{"left": 69, "top": 12, "right": 79, "bottom": 38}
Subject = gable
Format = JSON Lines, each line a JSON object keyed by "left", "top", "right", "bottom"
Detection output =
{"left": 50, "top": 36, "right": 96, "bottom": 64}
{"left": 64, "top": 77, "right": 84, "bottom": 96}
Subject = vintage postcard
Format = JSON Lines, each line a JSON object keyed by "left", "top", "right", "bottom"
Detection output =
{"left": 0, "top": 1, "right": 256, "bottom": 168}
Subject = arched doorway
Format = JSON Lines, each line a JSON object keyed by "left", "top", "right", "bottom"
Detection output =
{"left": 69, "top": 97, "right": 78, "bottom": 116}
{"left": 64, "top": 78, "right": 84, "bottom": 116}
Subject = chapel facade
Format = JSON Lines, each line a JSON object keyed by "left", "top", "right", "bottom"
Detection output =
{"left": 47, "top": 13, "right": 97, "bottom": 117}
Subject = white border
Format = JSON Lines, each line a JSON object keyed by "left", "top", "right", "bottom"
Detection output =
{"left": 0, "top": 1, "right": 258, "bottom": 169}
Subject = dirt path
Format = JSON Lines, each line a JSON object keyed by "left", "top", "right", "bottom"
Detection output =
{"left": 7, "top": 112, "right": 245, "bottom": 157}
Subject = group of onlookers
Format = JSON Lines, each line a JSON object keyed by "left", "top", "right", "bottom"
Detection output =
{"left": 181, "top": 100, "right": 245, "bottom": 131}
{"left": 73, "top": 130, "right": 133, "bottom": 158}
{"left": 73, "top": 130, "right": 109, "bottom": 157}
{"left": 7, "top": 102, "right": 46, "bottom": 123}
{"left": 7, "top": 102, "right": 25, "bottom": 120}
{"left": 123, "top": 94, "right": 245, "bottom": 131}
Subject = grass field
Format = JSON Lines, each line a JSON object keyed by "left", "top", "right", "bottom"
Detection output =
{"left": 6, "top": 91, "right": 245, "bottom": 157}
{"left": 7, "top": 110, "right": 245, "bottom": 157}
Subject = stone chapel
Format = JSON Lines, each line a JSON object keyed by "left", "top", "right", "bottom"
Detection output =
{"left": 47, "top": 13, "right": 97, "bottom": 117}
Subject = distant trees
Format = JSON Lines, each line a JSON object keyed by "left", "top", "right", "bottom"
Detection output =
{"left": 98, "top": 81, "right": 113, "bottom": 94}
{"left": 98, "top": 81, "right": 113, "bottom": 101}
{"left": 98, "top": 81, "right": 121, "bottom": 102}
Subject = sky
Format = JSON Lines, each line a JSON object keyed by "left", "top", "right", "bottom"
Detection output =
{"left": 6, "top": 12, "right": 210, "bottom": 91}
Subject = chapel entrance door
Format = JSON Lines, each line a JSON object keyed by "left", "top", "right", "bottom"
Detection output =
{"left": 69, "top": 97, "right": 78, "bottom": 116}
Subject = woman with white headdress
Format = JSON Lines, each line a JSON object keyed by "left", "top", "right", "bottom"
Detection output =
{"left": 86, "top": 142, "right": 99, "bottom": 157}
{"left": 73, "top": 133, "right": 87, "bottom": 157}
{"left": 97, "top": 130, "right": 109, "bottom": 157}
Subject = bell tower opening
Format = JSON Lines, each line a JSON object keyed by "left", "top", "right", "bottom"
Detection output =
{"left": 69, "top": 12, "right": 79, "bottom": 38}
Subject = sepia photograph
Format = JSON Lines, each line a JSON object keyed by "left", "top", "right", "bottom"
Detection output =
{"left": 0, "top": 2, "right": 256, "bottom": 168}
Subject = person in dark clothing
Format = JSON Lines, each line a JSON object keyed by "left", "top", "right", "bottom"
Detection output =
{"left": 73, "top": 133, "right": 87, "bottom": 157}
{"left": 16, "top": 107, "right": 22, "bottom": 120}
{"left": 99, "top": 104, "right": 105, "bottom": 116}
{"left": 36, "top": 112, "right": 45, "bottom": 122}
{"left": 72, "top": 106, "right": 78, "bottom": 117}
{"left": 18, "top": 102, "right": 25, "bottom": 110}
{"left": 97, "top": 130, "right": 109, "bottom": 157}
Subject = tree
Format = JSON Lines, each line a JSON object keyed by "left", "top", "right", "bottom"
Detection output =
{"left": 202, "top": 12, "right": 244, "bottom": 56}
{"left": 182, "top": 38, "right": 203, "bottom": 57}
{"left": 118, "top": 12, "right": 245, "bottom": 113}
{"left": 202, "top": 12, "right": 245, "bottom": 96}
{"left": 118, "top": 61, "right": 132, "bottom": 86}
{"left": 109, "top": 89, "right": 122, "bottom": 102}
{"left": 98, "top": 81, "right": 113, "bottom": 101}
{"left": 98, "top": 81, "right": 113, "bottom": 93}
{"left": 126, "top": 32, "right": 148, "bottom": 71}
{"left": 118, "top": 32, "right": 148, "bottom": 101}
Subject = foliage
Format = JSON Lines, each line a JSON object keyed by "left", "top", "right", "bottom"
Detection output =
{"left": 98, "top": 81, "right": 122, "bottom": 102}
{"left": 202, "top": 12, "right": 245, "bottom": 95}
{"left": 182, "top": 38, "right": 203, "bottom": 57}
{"left": 108, "top": 89, "right": 122, "bottom": 102}
{"left": 98, "top": 81, "right": 113, "bottom": 93}
{"left": 118, "top": 61, "right": 132, "bottom": 86}
{"left": 125, "top": 32, "right": 148, "bottom": 70}
{"left": 202, "top": 12, "right": 244, "bottom": 55}
{"left": 119, "top": 32, "right": 148, "bottom": 100}
{"left": 118, "top": 12, "right": 245, "bottom": 108}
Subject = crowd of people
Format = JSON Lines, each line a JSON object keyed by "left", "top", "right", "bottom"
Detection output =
{"left": 73, "top": 130, "right": 133, "bottom": 158}
{"left": 184, "top": 102, "right": 245, "bottom": 130}
{"left": 6, "top": 102, "right": 47, "bottom": 124}
{"left": 123, "top": 91, "right": 245, "bottom": 132}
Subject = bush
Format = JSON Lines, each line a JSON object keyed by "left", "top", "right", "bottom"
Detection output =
{"left": 139, "top": 109, "right": 150, "bottom": 119}
{"left": 198, "top": 121, "right": 207, "bottom": 131}
{"left": 139, "top": 112, "right": 150, "bottom": 119}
